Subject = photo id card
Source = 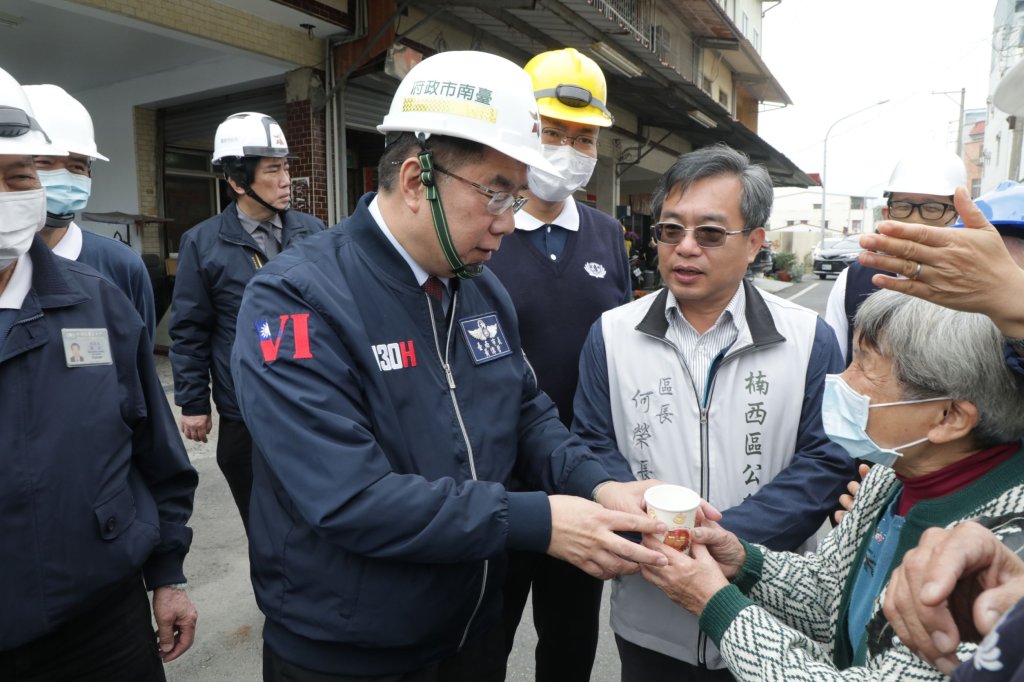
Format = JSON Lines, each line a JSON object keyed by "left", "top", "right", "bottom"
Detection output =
{"left": 62, "top": 328, "right": 113, "bottom": 367}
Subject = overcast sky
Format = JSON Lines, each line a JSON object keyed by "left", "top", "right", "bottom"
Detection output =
{"left": 758, "top": 0, "right": 998, "bottom": 198}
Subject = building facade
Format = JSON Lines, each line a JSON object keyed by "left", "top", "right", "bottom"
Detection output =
{"left": 0, "top": 0, "right": 812, "bottom": 267}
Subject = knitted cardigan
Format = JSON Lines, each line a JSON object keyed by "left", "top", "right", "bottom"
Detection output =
{"left": 699, "top": 445, "right": 1024, "bottom": 681}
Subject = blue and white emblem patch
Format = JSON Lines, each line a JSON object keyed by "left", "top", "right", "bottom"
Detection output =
{"left": 459, "top": 313, "right": 512, "bottom": 364}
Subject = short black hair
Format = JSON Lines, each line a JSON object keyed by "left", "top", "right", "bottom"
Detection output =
{"left": 221, "top": 157, "right": 260, "bottom": 196}
{"left": 377, "top": 132, "right": 488, "bottom": 192}
{"left": 651, "top": 143, "right": 773, "bottom": 229}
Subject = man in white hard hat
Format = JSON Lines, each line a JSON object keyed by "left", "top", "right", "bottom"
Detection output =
{"left": 23, "top": 84, "right": 157, "bottom": 341}
{"left": 169, "top": 112, "right": 325, "bottom": 534}
{"left": 824, "top": 150, "right": 967, "bottom": 364}
{"left": 230, "top": 50, "right": 669, "bottom": 681}
{"left": 488, "top": 47, "right": 630, "bottom": 682}
{"left": 0, "top": 67, "right": 197, "bottom": 679}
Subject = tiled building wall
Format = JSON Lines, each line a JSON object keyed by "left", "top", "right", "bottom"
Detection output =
{"left": 133, "top": 106, "right": 161, "bottom": 255}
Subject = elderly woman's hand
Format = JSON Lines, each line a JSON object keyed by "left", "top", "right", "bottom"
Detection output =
{"left": 639, "top": 524, "right": 745, "bottom": 615}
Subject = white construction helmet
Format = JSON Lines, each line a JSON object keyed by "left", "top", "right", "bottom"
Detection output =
{"left": 212, "top": 112, "right": 289, "bottom": 163}
{"left": 378, "top": 51, "right": 558, "bottom": 175}
{"left": 22, "top": 84, "right": 108, "bottom": 161}
{"left": 884, "top": 150, "right": 967, "bottom": 197}
{"left": 0, "top": 67, "right": 65, "bottom": 156}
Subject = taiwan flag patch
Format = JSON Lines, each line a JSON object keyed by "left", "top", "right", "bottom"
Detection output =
{"left": 255, "top": 314, "right": 314, "bottom": 363}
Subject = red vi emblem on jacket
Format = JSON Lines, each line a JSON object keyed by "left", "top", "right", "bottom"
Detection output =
{"left": 255, "top": 314, "right": 314, "bottom": 362}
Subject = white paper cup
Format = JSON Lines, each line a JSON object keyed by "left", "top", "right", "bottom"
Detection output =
{"left": 644, "top": 484, "right": 701, "bottom": 553}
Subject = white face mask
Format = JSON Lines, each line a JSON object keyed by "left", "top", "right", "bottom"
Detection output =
{"left": 822, "top": 374, "right": 950, "bottom": 468}
{"left": 527, "top": 144, "right": 598, "bottom": 202}
{"left": 0, "top": 187, "right": 46, "bottom": 271}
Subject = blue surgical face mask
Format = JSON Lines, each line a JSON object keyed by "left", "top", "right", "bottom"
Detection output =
{"left": 822, "top": 374, "right": 950, "bottom": 467}
{"left": 37, "top": 169, "right": 91, "bottom": 216}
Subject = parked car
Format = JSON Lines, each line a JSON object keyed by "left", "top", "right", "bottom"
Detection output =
{"left": 746, "top": 243, "right": 773, "bottom": 279}
{"left": 811, "top": 238, "right": 842, "bottom": 263}
{"left": 812, "top": 235, "right": 863, "bottom": 279}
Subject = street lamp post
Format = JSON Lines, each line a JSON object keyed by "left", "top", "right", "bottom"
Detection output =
{"left": 820, "top": 99, "right": 889, "bottom": 247}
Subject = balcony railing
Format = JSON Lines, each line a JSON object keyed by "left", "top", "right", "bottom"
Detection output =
{"left": 587, "top": 0, "right": 654, "bottom": 49}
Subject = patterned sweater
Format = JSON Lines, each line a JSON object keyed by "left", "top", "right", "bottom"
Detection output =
{"left": 699, "top": 446, "right": 1024, "bottom": 681}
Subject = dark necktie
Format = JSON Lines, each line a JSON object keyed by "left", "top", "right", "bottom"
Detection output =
{"left": 421, "top": 276, "right": 445, "bottom": 301}
{"left": 256, "top": 222, "right": 280, "bottom": 258}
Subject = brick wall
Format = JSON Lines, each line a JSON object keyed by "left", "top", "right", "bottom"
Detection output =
{"left": 285, "top": 68, "right": 329, "bottom": 223}
{"left": 133, "top": 106, "right": 162, "bottom": 255}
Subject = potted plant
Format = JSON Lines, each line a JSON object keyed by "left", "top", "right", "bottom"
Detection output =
{"left": 772, "top": 251, "right": 796, "bottom": 281}
{"left": 788, "top": 262, "right": 805, "bottom": 283}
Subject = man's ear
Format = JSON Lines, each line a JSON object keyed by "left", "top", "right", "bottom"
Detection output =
{"left": 225, "top": 176, "right": 245, "bottom": 198}
{"left": 397, "top": 156, "right": 428, "bottom": 214}
{"left": 926, "top": 399, "right": 979, "bottom": 445}
{"left": 746, "top": 227, "right": 765, "bottom": 263}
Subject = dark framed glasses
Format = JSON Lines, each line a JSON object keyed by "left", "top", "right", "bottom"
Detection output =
{"left": 652, "top": 222, "right": 750, "bottom": 248}
{"left": 541, "top": 127, "right": 597, "bottom": 152}
{"left": 433, "top": 163, "right": 528, "bottom": 216}
{"left": 887, "top": 200, "right": 956, "bottom": 222}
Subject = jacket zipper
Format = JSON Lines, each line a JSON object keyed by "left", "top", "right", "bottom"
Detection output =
{"left": 643, "top": 331, "right": 777, "bottom": 665}
{"left": 426, "top": 291, "right": 486, "bottom": 648}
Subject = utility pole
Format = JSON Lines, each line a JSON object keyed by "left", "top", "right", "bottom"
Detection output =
{"left": 956, "top": 87, "right": 966, "bottom": 157}
{"left": 934, "top": 88, "right": 967, "bottom": 156}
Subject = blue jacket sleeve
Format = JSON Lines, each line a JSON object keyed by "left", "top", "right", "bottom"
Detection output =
{"left": 571, "top": 319, "right": 636, "bottom": 482}
{"left": 169, "top": 232, "right": 215, "bottom": 416}
{"left": 128, "top": 258, "right": 157, "bottom": 346}
{"left": 1006, "top": 342, "right": 1024, "bottom": 378}
{"left": 512, "top": 352, "right": 613, "bottom": 502}
{"left": 125, "top": 310, "right": 197, "bottom": 588}
{"left": 718, "top": 316, "right": 856, "bottom": 550}
{"left": 232, "top": 273, "right": 555, "bottom": 561}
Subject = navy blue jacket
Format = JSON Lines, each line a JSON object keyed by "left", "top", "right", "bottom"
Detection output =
{"left": 231, "top": 194, "right": 611, "bottom": 676}
{"left": 170, "top": 202, "right": 324, "bottom": 420}
{"left": 77, "top": 226, "right": 157, "bottom": 342}
{"left": 0, "top": 237, "right": 196, "bottom": 651}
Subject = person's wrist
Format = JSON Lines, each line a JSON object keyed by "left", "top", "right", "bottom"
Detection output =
{"left": 591, "top": 480, "right": 613, "bottom": 502}
{"left": 159, "top": 583, "right": 188, "bottom": 592}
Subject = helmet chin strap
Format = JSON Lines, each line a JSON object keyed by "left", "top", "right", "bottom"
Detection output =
{"left": 416, "top": 139, "right": 482, "bottom": 279}
{"left": 241, "top": 182, "right": 289, "bottom": 216}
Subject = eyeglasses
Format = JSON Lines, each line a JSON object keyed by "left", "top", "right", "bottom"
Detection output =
{"left": 652, "top": 222, "right": 750, "bottom": 248}
{"left": 432, "top": 164, "right": 528, "bottom": 215}
{"left": 887, "top": 200, "right": 956, "bottom": 222}
{"left": 541, "top": 127, "right": 597, "bottom": 153}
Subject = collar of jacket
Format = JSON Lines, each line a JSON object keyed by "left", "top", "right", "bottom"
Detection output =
{"left": 1, "top": 236, "right": 89, "bottom": 362}
{"left": 216, "top": 201, "right": 303, "bottom": 249}
{"left": 347, "top": 192, "right": 432, "bottom": 293}
{"left": 24, "top": 234, "right": 89, "bottom": 310}
{"left": 636, "top": 278, "right": 785, "bottom": 348}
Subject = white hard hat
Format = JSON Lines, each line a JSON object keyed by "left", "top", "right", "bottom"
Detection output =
{"left": 884, "top": 150, "right": 967, "bottom": 197}
{"left": 0, "top": 68, "right": 66, "bottom": 156}
{"left": 378, "top": 51, "right": 559, "bottom": 176}
{"left": 22, "top": 84, "right": 108, "bottom": 161}
{"left": 212, "top": 112, "right": 289, "bottom": 163}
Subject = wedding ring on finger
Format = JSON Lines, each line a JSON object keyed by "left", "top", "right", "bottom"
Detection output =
{"left": 908, "top": 261, "right": 922, "bottom": 280}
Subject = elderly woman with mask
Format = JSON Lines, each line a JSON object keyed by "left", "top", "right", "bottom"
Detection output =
{"left": 639, "top": 288, "right": 1024, "bottom": 681}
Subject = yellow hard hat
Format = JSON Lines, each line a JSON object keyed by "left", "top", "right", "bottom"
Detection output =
{"left": 524, "top": 48, "right": 613, "bottom": 127}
